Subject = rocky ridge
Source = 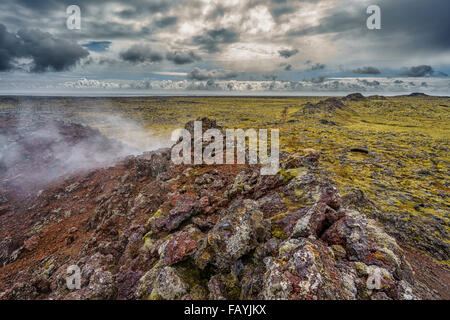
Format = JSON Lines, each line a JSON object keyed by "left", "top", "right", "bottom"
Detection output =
{"left": 0, "top": 117, "right": 448, "bottom": 300}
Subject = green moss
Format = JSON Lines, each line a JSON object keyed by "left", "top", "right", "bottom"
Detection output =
{"left": 144, "top": 208, "right": 168, "bottom": 230}
{"left": 278, "top": 169, "right": 296, "bottom": 183}
{"left": 269, "top": 212, "right": 288, "bottom": 222}
{"left": 190, "top": 285, "right": 208, "bottom": 300}
{"left": 175, "top": 260, "right": 210, "bottom": 299}
{"left": 153, "top": 208, "right": 166, "bottom": 218}
{"left": 24, "top": 95, "right": 448, "bottom": 263}
{"left": 227, "top": 283, "right": 241, "bottom": 300}
{"left": 142, "top": 230, "right": 153, "bottom": 241}
{"left": 271, "top": 229, "right": 286, "bottom": 239}
{"left": 147, "top": 290, "right": 163, "bottom": 300}
{"left": 43, "top": 260, "right": 53, "bottom": 270}
{"left": 270, "top": 212, "right": 289, "bottom": 240}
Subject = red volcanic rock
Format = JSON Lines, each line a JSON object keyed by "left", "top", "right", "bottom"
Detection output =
{"left": 164, "top": 232, "right": 198, "bottom": 266}
{"left": 23, "top": 235, "right": 40, "bottom": 252}
{"left": 0, "top": 116, "right": 446, "bottom": 300}
{"left": 150, "top": 193, "right": 201, "bottom": 233}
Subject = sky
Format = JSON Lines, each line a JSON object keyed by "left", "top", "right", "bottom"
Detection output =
{"left": 0, "top": 0, "right": 449, "bottom": 95}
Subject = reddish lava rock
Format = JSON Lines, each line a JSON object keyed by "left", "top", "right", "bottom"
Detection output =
{"left": 164, "top": 232, "right": 198, "bottom": 266}
{"left": 0, "top": 116, "right": 448, "bottom": 300}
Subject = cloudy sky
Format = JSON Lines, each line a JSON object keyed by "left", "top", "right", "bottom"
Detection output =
{"left": 0, "top": 0, "right": 449, "bottom": 94}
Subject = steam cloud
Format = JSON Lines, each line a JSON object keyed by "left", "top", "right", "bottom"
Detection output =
{"left": 0, "top": 107, "right": 169, "bottom": 196}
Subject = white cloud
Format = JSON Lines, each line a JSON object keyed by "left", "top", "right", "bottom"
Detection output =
{"left": 50, "top": 77, "right": 449, "bottom": 95}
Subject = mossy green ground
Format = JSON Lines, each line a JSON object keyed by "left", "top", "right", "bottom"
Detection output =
{"left": 1, "top": 95, "right": 448, "bottom": 260}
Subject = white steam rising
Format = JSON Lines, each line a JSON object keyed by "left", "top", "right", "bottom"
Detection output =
{"left": 0, "top": 106, "right": 169, "bottom": 195}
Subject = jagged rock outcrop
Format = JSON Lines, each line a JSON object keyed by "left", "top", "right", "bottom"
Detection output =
{"left": 0, "top": 118, "right": 447, "bottom": 300}
{"left": 303, "top": 98, "right": 347, "bottom": 114}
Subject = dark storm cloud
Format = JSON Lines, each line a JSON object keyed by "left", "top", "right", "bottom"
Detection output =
{"left": 307, "top": 62, "right": 326, "bottom": 71}
{"left": 288, "top": 8, "right": 360, "bottom": 37}
{"left": 187, "top": 68, "right": 238, "bottom": 80}
{"left": 166, "top": 50, "right": 201, "bottom": 65}
{"left": 398, "top": 65, "right": 434, "bottom": 77}
{"left": 15, "top": 0, "right": 175, "bottom": 15}
{"left": 380, "top": 0, "right": 450, "bottom": 51}
{"left": 353, "top": 66, "right": 381, "bottom": 75}
{"left": 154, "top": 16, "right": 178, "bottom": 28}
{"left": 15, "top": 0, "right": 65, "bottom": 12}
{"left": 271, "top": 0, "right": 319, "bottom": 3}
{"left": 2, "top": 1, "right": 180, "bottom": 40}
{"left": 97, "top": 57, "right": 121, "bottom": 66}
{"left": 192, "top": 28, "right": 239, "bottom": 53}
{"left": 208, "top": 6, "right": 226, "bottom": 20}
{"left": 308, "top": 75, "right": 328, "bottom": 83}
{"left": 0, "top": 24, "right": 24, "bottom": 71}
{"left": 75, "top": 22, "right": 149, "bottom": 40}
{"left": 18, "top": 28, "right": 89, "bottom": 72}
{"left": 263, "top": 74, "right": 278, "bottom": 81}
{"left": 269, "top": 0, "right": 317, "bottom": 20}
{"left": 82, "top": 41, "right": 112, "bottom": 52}
{"left": 288, "top": 0, "right": 450, "bottom": 54}
{"left": 120, "top": 44, "right": 163, "bottom": 63}
{"left": 278, "top": 49, "right": 298, "bottom": 58}
{"left": 1, "top": 0, "right": 448, "bottom": 90}
{"left": 115, "top": 1, "right": 175, "bottom": 19}
{"left": 279, "top": 63, "right": 292, "bottom": 71}
{"left": 270, "top": 5, "right": 296, "bottom": 20}
{"left": 115, "top": 9, "right": 137, "bottom": 20}
{"left": 0, "top": 23, "right": 89, "bottom": 72}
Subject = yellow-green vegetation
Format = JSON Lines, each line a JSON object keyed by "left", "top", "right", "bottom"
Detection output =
{"left": 3, "top": 95, "right": 448, "bottom": 259}
{"left": 100, "top": 95, "right": 448, "bottom": 260}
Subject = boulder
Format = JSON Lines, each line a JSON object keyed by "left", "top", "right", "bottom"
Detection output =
{"left": 194, "top": 199, "right": 270, "bottom": 271}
